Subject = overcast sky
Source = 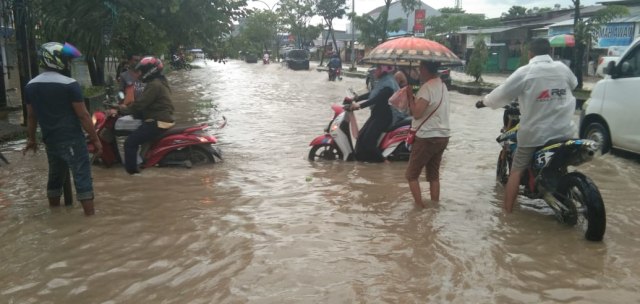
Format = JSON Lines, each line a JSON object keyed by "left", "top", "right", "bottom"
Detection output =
{"left": 247, "top": 0, "right": 605, "bottom": 31}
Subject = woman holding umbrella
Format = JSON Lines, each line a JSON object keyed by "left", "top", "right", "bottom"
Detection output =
{"left": 349, "top": 64, "right": 399, "bottom": 163}
{"left": 405, "top": 60, "right": 450, "bottom": 207}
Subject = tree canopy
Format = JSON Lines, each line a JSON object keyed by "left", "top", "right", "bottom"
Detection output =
{"left": 29, "top": 0, "right": 248, "bottom": 85}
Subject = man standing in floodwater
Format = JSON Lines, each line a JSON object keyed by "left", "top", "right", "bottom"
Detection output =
{"left": 23, "top": 42, "right": 102, "bottom": 216}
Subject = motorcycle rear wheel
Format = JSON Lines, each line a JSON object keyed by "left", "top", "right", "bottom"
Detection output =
{"left": 556, "top": 172, "right": 606, "bottom": 241}
{"left": 308, "top": 144, "right": 343, "bottom": 161}
{"left": 496, "top": 150, "right": 511, "bottom": 185}
{"left": 160, "top": 145, "right": 215, "bottom": 167}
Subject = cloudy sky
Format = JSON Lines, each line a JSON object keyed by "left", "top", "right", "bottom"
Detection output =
{"left": 247, "top": 0, "right": 605, "bottom": 30}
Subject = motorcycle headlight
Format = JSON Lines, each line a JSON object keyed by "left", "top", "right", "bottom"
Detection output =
{"left": 91, "top": 113, "right": 97, "bottom": 125}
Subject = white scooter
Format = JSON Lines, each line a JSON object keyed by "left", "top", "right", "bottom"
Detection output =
{"left": 308, "top": 90, "right": 412, "bottom": 161}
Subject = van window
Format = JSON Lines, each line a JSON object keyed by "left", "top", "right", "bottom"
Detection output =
{"left": 619, "top": 46, "right": 640, "bottom": 78}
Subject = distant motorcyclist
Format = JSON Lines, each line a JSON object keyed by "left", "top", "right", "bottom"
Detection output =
{"left": 327, "top": 53, "right": 342, "bottom": 80}
{"left": 327, "top": 53, "right": 342, "bottom": 70}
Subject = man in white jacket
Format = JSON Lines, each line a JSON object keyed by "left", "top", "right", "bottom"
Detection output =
{"left": 476, "top": 38, "right": 578, "bottom": 213}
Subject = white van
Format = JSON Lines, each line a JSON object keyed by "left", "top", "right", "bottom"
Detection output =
{"left": 580, "top": 37, "right": 640, "bottom": 155}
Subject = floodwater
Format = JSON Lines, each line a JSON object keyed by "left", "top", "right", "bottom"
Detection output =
{"left": 1, "top": 60, "right": 640, "bottom": 303}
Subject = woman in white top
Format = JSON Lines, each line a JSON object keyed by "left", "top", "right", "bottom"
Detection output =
{"left": 405, "top": 61, "right": 451, "bottom": 208}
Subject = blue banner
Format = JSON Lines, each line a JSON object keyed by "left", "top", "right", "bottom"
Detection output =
{"left": 596, "top": 23, "right": 636, "bottom": 48}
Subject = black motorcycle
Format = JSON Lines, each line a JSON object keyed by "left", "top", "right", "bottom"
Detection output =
{"left": 479, "top": 101, "right": 606, "bottom": 241}
{"left": 328, "top": 67, "right": 341, "bottom": 81}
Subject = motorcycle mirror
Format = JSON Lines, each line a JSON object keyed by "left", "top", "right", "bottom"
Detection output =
{"left": 347, "top": 88, "right": 358, "bottom": 99}
{"left": 117, "top": 91, "right": 125, "bottom": 101}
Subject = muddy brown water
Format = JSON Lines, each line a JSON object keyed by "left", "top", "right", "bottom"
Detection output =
{"left": 1, "top": 60, "right": 639, "bottom": 303}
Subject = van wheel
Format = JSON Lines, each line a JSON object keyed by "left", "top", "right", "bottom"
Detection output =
{"left": 584, "top": 122, "right": 610, "bottom": 154}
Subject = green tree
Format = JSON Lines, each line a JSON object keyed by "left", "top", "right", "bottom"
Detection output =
{"left": 240, "top": 9, "right": 279, "bottom": 55}
{"left": 572, "top": 2, "right": 628, "bottom": 88}
{"left": 424, "top": 10, "right": 498, "bottom": 44}
{"left": 32, "top": 0, "right": 248, "bottom": 85}
{"left": 501, "top": 5, "right": 527, "bottom": 18}
{"left": 466, "top": 37, "right": 487, "bottom": 83}
{"left": 315, "top": 0, "right": 347, "bottom": 65}
{"left": 351, "top": 0, "right": 419, "bottom": 47}
{"left": 278, "top": 0, "right": 317, "bottom": 49}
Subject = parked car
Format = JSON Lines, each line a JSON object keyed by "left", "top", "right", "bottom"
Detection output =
{"left": 244, "top": 53, "right": 258, "bottom": 63}
{"left": 580, "top": 37, "right": 640, "bottom": 155}
{"left": 365, "top": 65, "right": 452, "bottom": 91}
{"left": 285, "top": 49, "right": 310, "bottom": 70}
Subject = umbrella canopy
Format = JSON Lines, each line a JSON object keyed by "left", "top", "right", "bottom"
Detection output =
{"left": 363, "top": 37, "right": 462, "bottom": 66}
{"left": 549, "top": 34, "right": 575, "bottom": 48}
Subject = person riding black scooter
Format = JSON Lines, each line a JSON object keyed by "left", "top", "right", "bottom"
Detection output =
{"left": 327, "top": 53, "right": 342, "bottom": 81}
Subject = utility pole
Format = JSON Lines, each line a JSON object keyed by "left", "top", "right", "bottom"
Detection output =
{"left": 0, "top": 0, "right": 8, "bottom": 108}
{"left": 13, "top": 0, "right": 33, "bottom": 125}
{"left": 349, "top": 0, "right": 356, "bottom": 71}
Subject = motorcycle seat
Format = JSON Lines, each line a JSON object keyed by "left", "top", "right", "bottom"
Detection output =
{"left": 163, "top": 125, "right": 198, "bottom": 136}
{"left": 387, "top": 117, "right": 412, "bottom": 131}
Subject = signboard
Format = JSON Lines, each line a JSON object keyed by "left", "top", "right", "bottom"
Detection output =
{"left": 414, "top": 9, "right": 425, "bottom": 32}
{"left": 596, "top": 23, "right": 635, "bottom": 48}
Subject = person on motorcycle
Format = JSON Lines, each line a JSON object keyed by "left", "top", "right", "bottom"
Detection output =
{"left": 328, "top": 53, "right": 342, "bottom": 70}
{"left": 476, "top": 38, "right": 578, "bottom": 213}
{"left": 405, "top": 61, "right": 450, "bottom": 207}
{"left": 349, "top": 64, "right": 399, "bottom": 163}
{"left": 23, "top": 42, "right": 101, "bottom": 215}
{"left": 118, "top": 56, "right": 175, "bottom": 175}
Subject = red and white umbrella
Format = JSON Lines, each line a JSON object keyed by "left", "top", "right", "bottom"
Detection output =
{"left": 363, "top": 37, "right": 462, "bottom": 66}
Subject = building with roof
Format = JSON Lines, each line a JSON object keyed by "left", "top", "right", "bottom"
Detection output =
{"left": 455, "top": 1, "right": 640, "bottom": 72}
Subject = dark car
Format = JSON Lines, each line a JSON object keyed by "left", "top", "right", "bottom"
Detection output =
{"left": 244, "top": 53, "right": 258, "bottom": 63}
{"left": 285, "top": 49, "right": 310, "bottom": 70}
{"left": 365, "top": 65, "right": 452, "bottom": 91}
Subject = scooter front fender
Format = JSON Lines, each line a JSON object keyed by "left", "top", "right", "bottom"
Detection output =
{"left": 309, "top": 134, "right": 334, "bottom": 146}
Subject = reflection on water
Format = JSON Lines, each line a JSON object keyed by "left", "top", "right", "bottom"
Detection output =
{"left": 1, "top": 60, "right": 640, "bottom": 303}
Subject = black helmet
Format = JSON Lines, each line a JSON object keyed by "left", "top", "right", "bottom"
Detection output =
{"left": 135, "top": 56, "right": 164, "bottom": 82}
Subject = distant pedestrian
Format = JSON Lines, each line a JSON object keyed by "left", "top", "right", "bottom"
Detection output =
{"left": 23, "top": 42, "right": 102, "bottom": 216}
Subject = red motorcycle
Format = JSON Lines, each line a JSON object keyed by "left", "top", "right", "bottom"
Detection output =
{"left": 88, "top": 104, "right": 224, "bottom": 169}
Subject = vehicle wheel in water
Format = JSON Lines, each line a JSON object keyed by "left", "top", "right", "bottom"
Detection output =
{"left": 584, "top": 122, "right": 610, "bottom": 155}
{"left": 556, "top": 172, "right": 606, "bottom": 241}
{"left": 308, "top": 144, "right": 343, "bottom": 161}
{"left": 185, "top": 64, "right": 193, "bottom": 71}
{"left": 189, "top": 146, "right": 214, "bottom": 165}
{"left": 496, "top": 150, "right": 510, "bottom": 185}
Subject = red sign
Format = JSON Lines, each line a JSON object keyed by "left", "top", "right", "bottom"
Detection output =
{"left": 414, "top": 9, "right": 425, "bottom": 32}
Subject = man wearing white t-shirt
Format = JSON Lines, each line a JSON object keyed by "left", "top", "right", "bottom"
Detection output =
{"left": 477, "top": 38, "right": 578, "bottom": 213}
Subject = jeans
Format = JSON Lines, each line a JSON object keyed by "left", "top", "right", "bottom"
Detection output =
{"left": 45, "top": 138, "right": 94, "bottom": 201}
{"left": 124, "top": 121, "right": 165, "bottom": 174}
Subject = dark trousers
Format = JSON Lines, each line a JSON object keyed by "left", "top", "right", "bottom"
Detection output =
{"left": 124, "top": 121, "right": 165, "bottom": 174}
{"left": 355, "top": 117, "right": 389, "bottom": 163}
